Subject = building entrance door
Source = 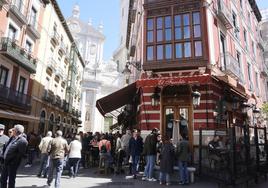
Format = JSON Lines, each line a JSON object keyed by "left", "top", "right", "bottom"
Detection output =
{"left": 164, "top": 106, "right": 190, "bottom": 141}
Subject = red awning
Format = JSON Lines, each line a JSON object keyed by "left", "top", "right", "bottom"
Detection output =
{"left": 136, "top": 74, "right": 211, "bottom": 87}
{"left": 96, "top": 82, "right": 137, "bottom": 116}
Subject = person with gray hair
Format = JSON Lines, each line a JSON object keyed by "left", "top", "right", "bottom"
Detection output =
{"left": 1, "top": 124, "right": 28, "bottom": 188}
{"left": 47, "top": 130, "right": 69, "bottom": 188}
{"left": 37, "top": 131, "right": 53, "bottom": 178}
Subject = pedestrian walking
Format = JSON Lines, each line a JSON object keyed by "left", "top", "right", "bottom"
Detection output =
{"left": 0, "top": 124, "right": 10, "bottom": 172}
{"left": 142, "top": 128, "right": 159, "bottom": 181}
{"left": 159, "top": 136, "right": 175, "bottom": 186}
{"left": 47, "top": 130, "right": 69, "bottom": 188}
{"left": 0, "top": 124, "right": 28, "bottom": 188}
{"left": 25, "top": 132, "right": 39, "bottom": 167}
{"left": 129, "top": 130, "right": 143, "bottom": 179}
{"left": 177, "top": 134, "right": 190, "bottom": 185}
{"left": 37, "top": 131, "right": 53, "bottom": 178}
{"left": 121, "top": 130, "right": 132, "bottom": 165}
{"left": 68, "top": 135, "right": 82, "bottom": 178}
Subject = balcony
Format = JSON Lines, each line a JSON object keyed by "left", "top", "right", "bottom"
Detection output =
{"left": 0, "top": 0, "right": 8, "bottom": 6}
{"left": 215, "top": 0, "right": 233, "bottom": 29}
{"left": 220, "top": 52, "right": 242, "bottom": 80}
{"left": 59, "top": 42, "right": 66, "bottom": 55}
{"left": 27, "top": 17, "right": 40, "bottom": 39}
{"left": 0, "top": 84, "right": 31, "bottom": 113}
{"left": 62, "top": 100, "right": 69, "bottom": 112}
{"left": 261, "top": 61, "right": 268, "bottom": 77}
{"left": 43, "top": 89, "right": 55, "bottom": 103}
{"left": 9, "top": 1, "right": 27, "bottom": 24}
{"left": 0, "top": 37, "right": 37, "bottom": 73}
{"left": 55, "top": 67, "right": 64, "bottom": 79}
{"left": 55, "top": 95, "right": 62, "bottom": 108}
{"left": 50, "top": 30, "right": 60, "bottom": 46}
{"left": 47, "top": 57, "right": 57, "bottom": 71}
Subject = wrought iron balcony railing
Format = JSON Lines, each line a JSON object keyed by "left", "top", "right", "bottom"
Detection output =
{"left": 51, "top": 30, "right": 60, "bottom": 45}
{"left": 0, "top": 37, "right": 37, "bottom": 73}
{"left": 215, "top": 0, "right": 233, "bottom": 29}
{"left": 9, "top": 0, "right": 27, "bottom": 24}
{"left": 47, "top": 57, "right": 57, "bottom": 71}
{"left": 220, "top": 52, "right": 243, "bottom": 80}
{"left": 0, "top": 84, "right": 31, "bottom": 111}
{"left": 27, "top": 16, "right": 40, "bottom": 39}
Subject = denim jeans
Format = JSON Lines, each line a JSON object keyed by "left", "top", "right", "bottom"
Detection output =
{"left": 144, "top": 155, "right": 156, "bottom": 179}
{"left": 38, "top": 153, "right": 50, "bottom": 176}
{"left": 159, "top": 172, "right": 170, "bottom": 183}
{"left": 131, "top": 155, "right": 140, "bottom": 175}
{"left": 27, "top": 147, "right": 35, "bottom": 164}
{"left": 47, "top": 158, "right": 64, "bottom": 188}
{"left": 68, "top": 158, "right": 80, "bottom": 177}
{"left": 0, "top": 163, "right": 19, "bottom": 188}
{"left": 178, "top": 161, "right": 189, "bottom": 184}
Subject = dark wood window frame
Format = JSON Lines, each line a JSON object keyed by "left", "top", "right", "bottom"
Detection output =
{"left": 0, "top": 65, "right": 9, "bottom": 87}
{"left": 145, "top": 11, "right": 204, "bottom": 62}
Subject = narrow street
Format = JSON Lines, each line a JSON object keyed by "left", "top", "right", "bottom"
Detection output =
{"left": 14, "top": 160, "right": 268, "bottom": 188}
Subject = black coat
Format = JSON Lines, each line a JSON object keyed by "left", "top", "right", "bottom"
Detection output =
{"left": 3, "top": 135, "right": 28, "bottom": 166}
{"left": 129, "top": 136, "right": 143, "bottom": 156}
{"left": 160, "top": 142, "right": 175, "bottom": 173}
{"left": 143, "top": 133, "right": 157, "bottom": 155}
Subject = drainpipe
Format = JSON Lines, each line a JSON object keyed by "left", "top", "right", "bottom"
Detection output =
{"left": 206, "top": 84, "right": 209, "bottom": 129}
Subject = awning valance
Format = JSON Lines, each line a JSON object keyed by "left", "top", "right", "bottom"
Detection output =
{"left": 136, "top": 74, "right": 211, "bottom": 87}
{"left": 96, "top": 82, "right": 137, "bottom": 116}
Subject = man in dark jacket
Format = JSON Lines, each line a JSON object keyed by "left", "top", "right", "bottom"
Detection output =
{"left": 129, "top": 129, "right": 143, "bottom": 179}
{"left": 177, "top": 134, "right": 190, "bottom": 185}
{"left": 142, "top": 128, "right": 158, "bottom": 181}
{"left": 1, "top": 124, "right": 28, "bottom": 188}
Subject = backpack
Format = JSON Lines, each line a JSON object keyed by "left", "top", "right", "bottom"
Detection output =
{"left": 100, "top": 141, "right": 107, "bottom": 153}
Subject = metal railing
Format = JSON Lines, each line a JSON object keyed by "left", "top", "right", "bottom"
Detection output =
{"left": 215, "top": 0, "right": 233, "bottom": 29}
{"left": 47, "top": 57, "right": 57, "bottom": 71}
{"left": 0, "top": 84, "right": 31, "bottom": 109}
{"left": 0, "top": 37, "right": 37, "bottom": 73}
{"left": 27, "top": 15, "right": 40, "bottom": 39}
{"left": 51, "top": 30, "right": 60, "bottom": 45}
{"left": 220, "top": 52, "right": 242, "bottom": 80}
{"left": 9, "top": 0, "right": 27, "bottom": 24}
{"left": 59, "top": 42, "right": 66, "bottom": 54}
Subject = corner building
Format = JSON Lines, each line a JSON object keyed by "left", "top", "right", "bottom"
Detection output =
{"left": 97, "top": 0, "right": 267, "bottom": 160}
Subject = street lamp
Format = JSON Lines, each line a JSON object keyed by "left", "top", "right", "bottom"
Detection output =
{"left": 122, "top": 64, "right": 131, "bottom": 84}
{"left": 241, "top": 102, "right": 251, "bottom": 114}
{"left": 192, "top": 90, "right": 201, "bottom": 107}
{"left": 151, "top": 87, "right": 160, "bottom": 107}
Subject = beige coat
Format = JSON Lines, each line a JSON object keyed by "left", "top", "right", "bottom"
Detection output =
{"left": 47, "top": 136, "right": 69, "bottom": 159}
{"left": 39, "top": 136, "right": 53, "bottom": 154}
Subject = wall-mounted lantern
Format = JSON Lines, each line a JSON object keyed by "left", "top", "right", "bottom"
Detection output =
{"left": 151, "top": 87, "right": 160, "bottom": 107}
{"left": 192, "top": 90, "right": 201, "bottom": 107}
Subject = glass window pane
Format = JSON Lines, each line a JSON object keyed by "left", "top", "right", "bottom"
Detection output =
{"left": 165, "top": 44, "right": 172, "bottom": 59}
{"left": 165, "top": 28, "right": 172, "bottom": 41}
{"left": 193, "top": 12, "right": 200, "bottom": 24}
{"left": 157, "top": 45, "right": 163, "bottom": 60}
{"left": 175, "top": 27, "right": 182, "bottom": 40}
{"left": 157, "top": 30, "right": 163, "bottom": 42}
{"left": 184, "top": 26, "right": 190, "bottom": 39}
{"left": 184, "top": 42, "right": 191, "bottom": 57}
{"left": 175, "top": 43, "right": 182, "bottom": 58}
{"left": 165, "top": 16, "right": 171, "bottom": 28}
{"left": 195, "top": 41, "right": 202, "bottom": 57}
{"left": 194, "top": 25, "right": 201, "bottom": 38}
{"left": 183, "top": 14, "right": 190, "bottom": 25}
{"left": 147, "top": 31, "right": 154, "bottom": 42}
{"left": 147, "top": 19, "right": 154, "bottom": 30}
{"left": 157, "top": 17, "right": 163, "bottom": 29}
{"left": 175, "top": 15, "right": 181, "bottom": 26}
{"left": 147, "top": 46, "right": 154, "bottom": 61}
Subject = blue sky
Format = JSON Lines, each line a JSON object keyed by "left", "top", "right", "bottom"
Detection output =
{"left": 57, "top": 0, "right": 268, "bottom": 61}
{"left": 57, "top": 0, "right": 120, "bottom": 60}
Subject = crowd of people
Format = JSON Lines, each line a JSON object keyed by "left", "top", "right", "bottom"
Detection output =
{"left": 0, "top": 123, "right": 193, "bottom": 188}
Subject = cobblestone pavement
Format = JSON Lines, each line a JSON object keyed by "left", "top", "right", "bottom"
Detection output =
{"left": 12, "top": 160, "right": 268, "bottom": 188}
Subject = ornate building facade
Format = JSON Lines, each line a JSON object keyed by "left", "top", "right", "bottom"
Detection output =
{"left": 67, "top": 5, "right": 122, "bottom": 132}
